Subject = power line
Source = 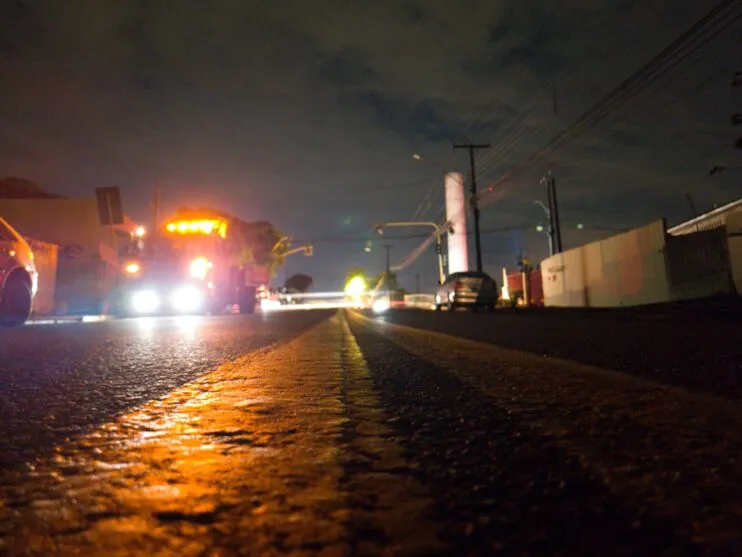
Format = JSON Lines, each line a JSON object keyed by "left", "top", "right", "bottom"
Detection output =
{"left": 391, "top": 3, "right": 742, "bottom": 272}
{"left": 477, "top": 0, "right": 742, "bottom": 206}
{"left": 292, "top": 222, "right": 625, "bottom": 246}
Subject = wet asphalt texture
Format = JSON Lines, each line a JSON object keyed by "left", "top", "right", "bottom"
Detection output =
{"left": 374, "top": 305, "right": 742, "bottom": 399}
{"left": 1, "top": 306, "right": 741, "bottom": 556}
{"left": 0, "top": 311, "right": 333, "bottom": 469}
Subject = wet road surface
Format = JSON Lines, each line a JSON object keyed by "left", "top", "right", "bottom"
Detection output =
{"left": 0, "top": 311, "right": 333, "bottom": 468}
{"left": 2, "top": 308, "right": 742, "bottom": 555}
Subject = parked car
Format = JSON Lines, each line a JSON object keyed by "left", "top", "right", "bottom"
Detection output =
{"left": 435, "top": 270, "right": 498, "bottom": 312}
{"left": 0, "top": 217, "right": 37, "bottom": 327}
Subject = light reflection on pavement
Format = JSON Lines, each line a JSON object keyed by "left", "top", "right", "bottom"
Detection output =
{"left": 3, "top": 309, "right": 742, "bottom": 554}
{"left": 0, "top": 314, "right": 441, "bottom": 556}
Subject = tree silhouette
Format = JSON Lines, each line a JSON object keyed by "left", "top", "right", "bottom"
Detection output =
{"left": 284, "top": 273, "right": 313, "bottom": 292}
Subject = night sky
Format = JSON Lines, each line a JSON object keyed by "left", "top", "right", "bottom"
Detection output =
{"left": 1, "top": 1, "right": 739, "bottom": 291}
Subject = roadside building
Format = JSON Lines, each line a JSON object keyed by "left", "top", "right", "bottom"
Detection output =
{"left": 0, "top": 178, "right": 140, "bottom": 314}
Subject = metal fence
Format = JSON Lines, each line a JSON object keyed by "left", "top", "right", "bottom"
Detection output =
{"left": 665, "top": 226, "right": 733, "bottom": 296}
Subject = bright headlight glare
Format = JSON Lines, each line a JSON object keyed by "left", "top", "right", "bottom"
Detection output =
{"left": 372, "top": 299, "right": 390, "bottom": 313}
{"left": 132, "top": 290, "right": 159, "bottom": 313}
{"left": 189, "top": 257, "right": 212, "bottom": 280}
{"left": 171, "top": 285, "right": 203, "bottom": 313}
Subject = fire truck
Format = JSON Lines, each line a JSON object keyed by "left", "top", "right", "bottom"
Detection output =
{"left": 112, "top": 211, "right": 273, "bottom": 316}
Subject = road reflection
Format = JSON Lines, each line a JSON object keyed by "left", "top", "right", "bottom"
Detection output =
{"left": 0, "top": 319, "right": 351, "bottom": 556}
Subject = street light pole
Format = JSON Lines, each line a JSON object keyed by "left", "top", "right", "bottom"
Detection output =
{"left": 375, "top": 221, "right": 450, "bottom": 285}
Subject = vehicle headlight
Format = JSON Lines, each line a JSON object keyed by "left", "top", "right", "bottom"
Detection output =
{"left": 170, "top": 285, "right": 204, "bottom": 313}
{"left": 189, "top": 257, "right": 212, "bottom": 280}
{"left": 372, "top": 298, "right": 390, "bottom": 313}
{"left": 124, "top": 262, "right": 141, "bottom": 275}
{"left": 132, "top": 290, "right": 160, "bottom": 313}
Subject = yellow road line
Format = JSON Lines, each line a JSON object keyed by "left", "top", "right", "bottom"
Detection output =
{"left": 337, "top": 314, "right": 444, "bottom": 556}
{"left": 349, "top": 310, "right": 742, "bottom": 546}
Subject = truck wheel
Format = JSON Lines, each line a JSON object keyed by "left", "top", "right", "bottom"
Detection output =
{"left": 0, "top": 275, "right": 33, "bottom": 327}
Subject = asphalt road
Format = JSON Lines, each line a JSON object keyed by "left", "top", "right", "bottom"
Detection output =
{"left": 372, "top": 305, "right": 742, "bottom": 399}
{"left": 2, "top": 307, "right": 742, "bottom": 555}
{"left": 0, "top": 311, "right": 333, "bottom": 469}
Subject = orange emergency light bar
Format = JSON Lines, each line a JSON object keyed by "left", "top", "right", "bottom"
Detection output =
{"left": 164, "top": 219, "right": 227, "bottom": 238}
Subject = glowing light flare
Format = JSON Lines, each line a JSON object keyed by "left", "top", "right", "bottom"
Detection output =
{"left": 260, "top": 299, "right": 282, "bottom": 311}
{"left": 132, "top": 290, "right": 160, "bottom": 313}
{"left": 344, "top": 276, "right": 367, "bottom": 297}
{"left": 189, "top": 257, "right": 213, "bottom": 280}
{"left": 170, "top": 285, "right": 204, "bottom": 313}
{"left": 125, "top": 262, "right": 141, "bottom": 275}
{"left": 135, "top": 226, "right": 146, "bottom": 237}
{"left": 164, "top": 219, "right": 228, "bottom": 238}
{"left": 372, "top": 298, "right": 390, "bottom": 313}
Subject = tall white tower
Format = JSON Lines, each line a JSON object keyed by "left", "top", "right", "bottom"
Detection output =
{"left": 445, "top": 172, "right": 468, "bottom": 274}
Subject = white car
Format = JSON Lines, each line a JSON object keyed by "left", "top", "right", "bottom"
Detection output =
{"left": 0, "top": 217, "right": 37, "bottom": 327}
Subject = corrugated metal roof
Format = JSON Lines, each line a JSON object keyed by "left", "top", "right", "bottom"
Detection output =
{"left": 667, "top": 197, "right": 742, "bottom": 234}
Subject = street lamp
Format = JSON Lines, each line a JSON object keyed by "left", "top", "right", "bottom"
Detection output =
{"left": 374, "top": 221, "right": 452, "bottom": 285}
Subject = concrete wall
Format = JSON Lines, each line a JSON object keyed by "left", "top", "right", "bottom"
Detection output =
{"left": 541, "top": 220, "right": 671, "bottom": 307}
{"left": 0, "top": 198, "right": 118, "bottom": 263}
{"left": 723, "top": 211, "right": 742, "bottom": 294}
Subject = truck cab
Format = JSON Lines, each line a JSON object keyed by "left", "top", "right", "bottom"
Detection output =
{"left": 114, "top": 216, "right": 257, "bottom": 316}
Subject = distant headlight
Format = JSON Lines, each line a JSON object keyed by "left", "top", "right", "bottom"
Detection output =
{"left": 132, "top": 290, "right": 159, "bottom": 313}
{"left": 170, "top": 285, "right": 204, "bottom": 313}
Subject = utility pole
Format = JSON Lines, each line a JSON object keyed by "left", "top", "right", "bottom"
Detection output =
{"left": 152, "top": 185, "right": 161, "bottom": 231}
{"left": 543, "top": 172, "right": 563, "bottom": 255}
{"left": 381, "top": 244, "right": 392, "bottom": 304}
{"left": 381, "top": 244, "right": 392, "bottom": 275}
{"left": 453, "top": 142, "right": 490, "bottom": 273}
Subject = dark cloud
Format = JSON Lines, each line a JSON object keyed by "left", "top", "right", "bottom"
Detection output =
{"left": 0, "top": 0, "right": 740, "bottom": 289}
{"left": 317, "top": 48, "right": 376, "bottom": 89}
